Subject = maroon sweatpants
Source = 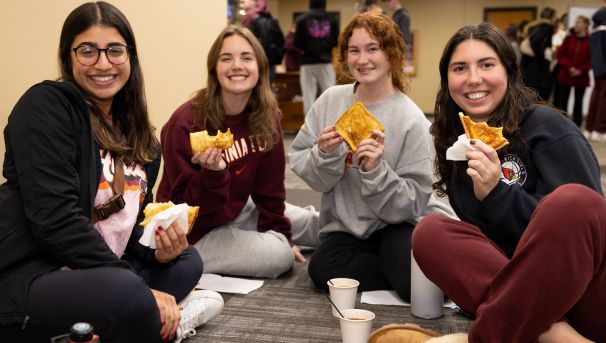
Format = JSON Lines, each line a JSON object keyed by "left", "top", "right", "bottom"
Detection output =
{"left": 585, "top": 77, "right": 606, "bottom": 133}
{"left": 412, "top": 184, "right": 606, "bottom": 342}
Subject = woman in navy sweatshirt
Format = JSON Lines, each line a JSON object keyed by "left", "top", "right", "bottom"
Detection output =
{"left": 414, "top": 23, "right": 605, "bottom": 342}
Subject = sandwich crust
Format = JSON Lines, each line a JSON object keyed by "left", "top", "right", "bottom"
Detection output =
{"left": 459, "top": 112, "right": 509, "bottom": 150}
{"left": 335, "top": 102, "right": 384, "bottom": 152}
{"left": 190, "top": 129, "right": 234, "bottom": 154}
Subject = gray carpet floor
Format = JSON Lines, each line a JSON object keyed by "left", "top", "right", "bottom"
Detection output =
{"left": 190, "top": 253, "right": 471, "bottom": 342}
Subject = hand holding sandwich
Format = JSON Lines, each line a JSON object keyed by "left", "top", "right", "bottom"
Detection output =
{"left": 466, "top": 139, "right": 502, "bottom": 201}
{"left": 191, "top": 147, "right": 226, "bottom": 171}
{"left": 355, "top": 129, "right": 384, "bottom": 171}
{"left": 317, "top": 125, "right": 343, "bottom": 154}
{"left": 154, "top": 221, "right": 189, "bottom": 263}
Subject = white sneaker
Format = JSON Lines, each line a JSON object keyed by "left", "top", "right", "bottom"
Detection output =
{"left": 590, "top": 131, "right": 606, "bottom": 142}
{"left": 174, "top": 290, "right": 224, "bottom": 343}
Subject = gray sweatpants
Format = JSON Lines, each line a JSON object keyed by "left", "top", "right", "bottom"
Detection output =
{"left": 193, "top": 198, "right": 320, "bottom": 278}
{"left": 300, "top": 63, "right": 335, "bottom": 116}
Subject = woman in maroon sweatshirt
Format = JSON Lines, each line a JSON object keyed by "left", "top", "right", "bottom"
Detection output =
{"left": 157, "top": 25, "right": 318, "bottom": 279}
{"left": 554, "top": 15, "right": 592, "bottom": 127}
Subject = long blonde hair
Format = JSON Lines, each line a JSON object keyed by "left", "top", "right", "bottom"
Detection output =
{"left": 191, "top": 25, "right": 280, "bottom": 149}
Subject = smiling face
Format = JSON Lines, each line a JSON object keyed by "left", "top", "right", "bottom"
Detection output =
{"left": 216, "top": 34, "right": 259, "bottom": 100}
{"left": 447, "top": 39, "right": 507, "bottom": 122}
{"left": 71, "top": 25, "right": 130, "bottom": 114}
{"left": 347, "top": 27, "right": 391, "bottom": 89}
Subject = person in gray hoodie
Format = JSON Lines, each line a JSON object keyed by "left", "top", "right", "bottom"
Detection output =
{"left": 288, "top": 12, "right": 453, "bottom": 301}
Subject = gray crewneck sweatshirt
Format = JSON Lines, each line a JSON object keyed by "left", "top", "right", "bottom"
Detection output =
{"left": 289, "top": 84, "right": 452, "bottom": 239}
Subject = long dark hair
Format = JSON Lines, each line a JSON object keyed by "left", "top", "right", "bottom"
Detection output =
{"left": 191, "top": 25, "right": 279, "bottom": 150}
{"left": 58, "top": 1, "right": 158, "bottom": 164}
{"left": 432, "top": 23, "right": 545, "bottom": 195}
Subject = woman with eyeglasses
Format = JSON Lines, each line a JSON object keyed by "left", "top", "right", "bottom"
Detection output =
{"left": 0, "top": 2, "right": 215, "bottom": 342}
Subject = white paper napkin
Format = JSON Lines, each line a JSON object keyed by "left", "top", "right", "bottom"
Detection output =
{"left": 138, "top": 203, "right": 188, "bottom": 248}
{"left": 446, "top": 134, "right": 476, "bottom": 161}
{"left": 196, "top": 273, "right": 264, "bottom": 294}
{"left": 360, "top": 290, "right": 457, "bottom": 308}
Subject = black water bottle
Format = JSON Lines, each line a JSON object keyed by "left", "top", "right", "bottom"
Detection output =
{"left": 69, "top": 322, "right": 98, "bottom": 343}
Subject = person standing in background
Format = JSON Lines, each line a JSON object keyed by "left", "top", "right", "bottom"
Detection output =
{"left": 520, "top": 7, "right": 557, "bottom": 101}
{"left": 505, "top": 24, "right": 522, "bottom": 62}
{"left": 284, "top": 23, "right": 302, "bottom": 72}
{"left": 363, "top": 0, "right": 384, "bottom": 14}
{"left": 384, "top": 0, "right": 411, "bottom": 46}
{"left": 240, "top": 0, "right": 284, "bottom": 82}
{"left": 585, "top": 3, "right": 606, "bottom": 141}
{"left": 549, "top": 13, "right": 568, "bottom": 106}
{"left": 555, "top": 15, "right": 592, "bottom": 128}
{"left": 294, "top": 0, "right": 339, "bottom": 116}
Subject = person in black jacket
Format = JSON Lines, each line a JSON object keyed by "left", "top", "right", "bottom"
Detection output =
{"left": 384, "top": 0, "right": 411, "bottom": 46}
{"left": 520, "top": 7, "right": 557, "bottom": 101}
{"left": 294, "top": 0, "right": 339, "bottom": 115}
{"left": 240, "top": 0, "right": 284, "bottom": 82}
{"left": 0, "top": 2, "right": 214, "bottom": 342}
{"left": 413, "top": 23, "right": 605, "bottom": 342}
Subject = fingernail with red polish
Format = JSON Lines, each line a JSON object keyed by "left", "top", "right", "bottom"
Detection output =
{"left": 470, "top": 140, "right": 476, "bottom": 145}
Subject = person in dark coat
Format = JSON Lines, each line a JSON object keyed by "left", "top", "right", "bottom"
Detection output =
{"left": 521, "top": 7, "right": 557, "bottom": 100}
{"left": 584, "top": 3, "right": 606, "bottom": 140}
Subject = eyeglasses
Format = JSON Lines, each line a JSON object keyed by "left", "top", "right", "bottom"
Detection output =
{"left": 72, "top": 44, "right": 131, "bottom": 66}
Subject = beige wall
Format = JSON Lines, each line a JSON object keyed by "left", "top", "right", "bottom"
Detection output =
{"left": 0, "top": 0, "right": 227, "bottom": 182}
{"left": 274, "top": 0, "right": 604, "bottom": 113}
{"left": 2, "top": 0, "right": 604, "bottom": 182}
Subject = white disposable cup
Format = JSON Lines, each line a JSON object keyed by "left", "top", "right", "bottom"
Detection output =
{"left": 411, "top": 250, "right": 444, "bottom": 319}
{"left": 339, "top": 309, "right": 375, "bottom": 343}
{"left": 327, "top": 278, "right": 359, "bottom": 317}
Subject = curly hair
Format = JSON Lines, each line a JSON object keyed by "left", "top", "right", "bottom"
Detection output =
{"left": 432, "top": 23, "right": 547, "bottom": 196}
{"left": 191, "top": 25, "right": 280, "bottom": 150}
{"left": 336, "top": 12, "right": 409, "bottom": 94}
{"left": 59, "top": 1, "right": 158, "bottom": 164}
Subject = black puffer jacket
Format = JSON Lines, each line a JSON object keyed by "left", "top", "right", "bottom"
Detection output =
{"left": 0, "top": 81, "right": 160, "bottom": 326}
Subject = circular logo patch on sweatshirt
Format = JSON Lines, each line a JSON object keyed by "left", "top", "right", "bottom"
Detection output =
{"left": 500, "top": 154, "right": 527, "bottom": 186}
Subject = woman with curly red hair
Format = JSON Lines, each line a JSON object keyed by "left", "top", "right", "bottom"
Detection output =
{"left": 289, "top": 12, "right": 453, "bottom": 301}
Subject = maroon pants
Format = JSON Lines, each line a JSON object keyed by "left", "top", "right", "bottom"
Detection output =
{"left": 412, "top": 184, "right": 606, "bottom": 342}
{"left": 585, "top": 77, "right": 606, "bottom": 133}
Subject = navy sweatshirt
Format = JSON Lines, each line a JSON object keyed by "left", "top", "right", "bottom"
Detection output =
{"left": 447, "top": 106, "right": 602, "bottom": 257}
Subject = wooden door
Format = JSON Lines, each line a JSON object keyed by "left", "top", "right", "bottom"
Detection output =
{"left": 484, "top": 7, "right": 537, "bottom": 32}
